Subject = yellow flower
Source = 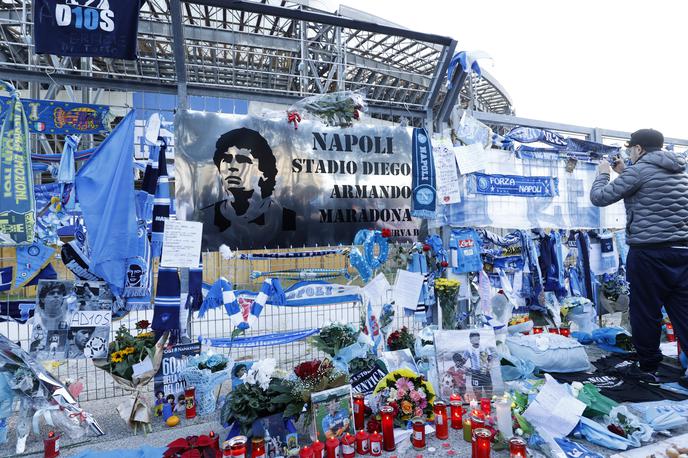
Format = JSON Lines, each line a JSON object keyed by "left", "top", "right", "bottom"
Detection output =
{"left": 110, "top": 352, "right": 124, "bottom": 363}
{"left": 401, "top": 400, "right": 413, "bottom": 415}
{"left": 122, "top": 346, "right": 135, "bottom": 355}
{"left": 136, "top": 332, "right": 155, "bottom": 339}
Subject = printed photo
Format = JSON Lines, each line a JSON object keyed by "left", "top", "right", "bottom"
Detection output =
{"left": 311, "top": 384, "right": 353, "bottom": 442}
{"left": 380, "top": 349, "right": 419, "bottom": 373}
{"left": 231, "top": 361, "right": 254, "bottom": 389}
{"left": 29, "top": 280, "right": 74, "bottom": 360}
{"left": 434, "top": 329, "right": 504, "bottom": 401}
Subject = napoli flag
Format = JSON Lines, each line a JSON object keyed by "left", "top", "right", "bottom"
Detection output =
{"left": 75, "top": 111, "right": 138, "bottom": 295}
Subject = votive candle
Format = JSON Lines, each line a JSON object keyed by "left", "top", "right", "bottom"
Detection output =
{"left": 480, "top": 397, "right": 491, "bottom": 416}
{"left": 369, "top": 431, "right": 382, "bottom": 457}
{"left": 495, "top": 395, "right": 513, "bottom": 439}
{"left": 509, "top": 437, "right": 527, "bottom": 458}
{"left": 299, "top": 445, "right": 313, "bottom": 458}
{"left": 411, "top": 417, "right": 426, "bottom": 450}
{"left": 474, "top": 429, "right": 491, "bottom": 458}
{"left": 325, "top": 437, "right": 340, "bottom": 458}
{"left": 434, "top": 401, "right": 449, "bottom": 440}
{"left": 341, "top": 433, "right": 355, "bottom": 458}
{"left": 353, "top": 393, "right": 366, "bottom": 431}
{"left": 450, "top": 400, "right": 463, "bottom": 429}
{"left": 380, "top": 405, "right": 395, "bottom": 452}
{"left": 356, "top": 430, "right": 369, "bottom": 455}
{"left": 312, "top": 440, "right": 324, "bottom": 458}
{"left": 463, "top": 417, "right": 472, "bottom": 442}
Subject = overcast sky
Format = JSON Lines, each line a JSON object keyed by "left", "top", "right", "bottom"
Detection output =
{"left": 339, "top": 0, "right": 688, "bottom": 139}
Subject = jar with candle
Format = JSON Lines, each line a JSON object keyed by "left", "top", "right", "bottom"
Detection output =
{"left": 312, "top": 440, "right": 324, "bottom": 458}
{"left": 480, "top": 397, "right": 491, "bottom": 416}
{"left": 411, "top": 417, "right": 426, "bottom": 450}
{"left": 463, "top": 416, "right": 472, "bottom": 442}
{"left": 473, "top": 428, "right": 491, "bottom": 458}
{"left": 252, "top": 437, "right": 266, "bottom": 458}
{"left": 228, "top": 436, "right": 248, "bottom": 458}
{"left": 369, "top": 431, "right": 382, "bottom": 457}
{"left": 450, "top": 399, "right": 464, "bottom": 429}
{"left": 299, "top": 445, "right": 313, "bottom": 458}
{"left": 209, "top": 431, "right": 220, "bottom": 452}
{"left": 509, "top": 437, "right": 527, "bottom": 458}
{"left": 548, "top": 327, "right": 560, "bottom": 335}
{"left": 353, "top": 393, "right": 365, "bottom": 431}
{"left": 532, "top": 326, "right": 544, "bottom": 334}
{"left": 325, "top": 437, "right": 340, "bottom": 458}
{"left": 44, "top": 431, "right": 60, "bottom": 458}
{"left": 341, "top": 433, "right": 355, "bottom": 458}
{"left": 356, "top": 430, "right": 369, "bottom": 455}
{"left": 185, "top": 386, "right": 197, "bottom": 419}
{"left": 495, "top": 395, "right": 514, "bottom": 439}
{"left": 380, "top": 405, "right": 395, "bottom": 452}
{"left": 434, "top": 401, "right": 449, "bottom": 440}
{"left": 222, "top": 440, "right": 233, "bottom": 457}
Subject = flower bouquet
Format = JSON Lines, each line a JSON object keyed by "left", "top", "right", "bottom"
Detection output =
{"left": 308, "top": 322, "right": 377, "bottom": 374}
{"left": 370, "top": 369, "right": 435, "bottom": 427}
{"left": 434, "top": 278, "right": 461, "bottom": 329}
{"left": 165, "top": 433, "right": 221, "bottom": 458}
{"left": 93, "top": 321, "right": 167, "bottom": 434}
{"left": 180, "top": 353, "right": 232, "bottom": 416}
{"left": 386, "top": 327, "right": 416, "bottom": 357}
{"left": 599, "top": 272, "right": 630, "bottom": 313}
{"left": 287, "top": 90, "right": 366, "bottom": 128}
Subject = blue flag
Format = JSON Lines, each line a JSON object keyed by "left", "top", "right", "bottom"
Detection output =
{"left": 14, "top": 242, "right": 55, "bottom": 289}
{"left": 75, "top": 111, "right": 138, "bottom": 295}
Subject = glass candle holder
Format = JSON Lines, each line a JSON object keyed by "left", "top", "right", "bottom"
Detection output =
{"left": 312, "top": 440, "right": 324, "bottom": 458}
{"left": 369, "top": 431, "right": 382, "bottom": 457}
{"left": 252, "top": 437, "right": 266, "bottom": 458}
{"left": 495, "top": 395, "right": 513, "bottom": 439}
{"left": 299, "top": 445, "right": 313, "bottom": 458}
{"left": 380, "top": 405, "right": 395, "bottom": 452}
{"left": 325, "top": 437, "right": 339, "bottom": 458}
{"left": 353, "top": 393, "right": 365, "bottom": 431}
{"left": 450, "top": 400, "right": 464, "bottom": 429}
{"left": 473, "top": 428, "right": 491, "bottom": 458}
{"left": 356, "top": 430, "right": 369, "bottom": 455}
{"left": 341, "top": 433, "right": 355, "bottom": 458}
{"left": 434, "top": 401, "right": 449, "bottom": 440}
{"left": 509, "top": 437, "right": 527, "bottom": 458}
{"left": 480, "top": 397, "right": 491, "bottom": 416}
{"left": 463, "top": 417, "right": 472, "bottom": 442}
{"left": 411, "top": 417, "right": 426, "bottom": 450}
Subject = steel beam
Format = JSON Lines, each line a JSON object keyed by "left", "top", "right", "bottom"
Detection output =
{"left": 170, "top": 0, "right": 189, "bottom": 108}
{"left": 434, "top": 66, "right": 468, "bottom": 126}
{"left": 424, "top": 39, "right": 456, "bottom": 111}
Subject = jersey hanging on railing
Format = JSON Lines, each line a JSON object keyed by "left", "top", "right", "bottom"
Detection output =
{"left": 33, "top": 0, "right": 141, "bottom": 60}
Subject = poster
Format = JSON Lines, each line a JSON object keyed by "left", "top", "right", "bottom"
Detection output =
{"left": 153, "top": 342, "right": 202, "bottom": 414}
{"left": 311, "top": 384, "right": 354, "bottom": 441}
{"left": 434, "top": 329, "right": 503, "bottom": 401}
{"left": 175, "top": 111, "right": 419, "bottom": 250}
{"left": 29, "top": 280, "right": 112, "bottom": 360}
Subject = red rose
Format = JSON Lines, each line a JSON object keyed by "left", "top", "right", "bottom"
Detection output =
{"left": 440, "top": 261, "right": 449, "bottom": 268}
{"left": 294, "top": 360, "right": 322, "bottom": 380}
{"left": 381, "top": 228, "right": 392, "bottom": 238}
{"left": 136, "top": 320, "right": 150, "bottom": 330}
{"left": 422, "top": 244, "right": 431, "bottom": 252}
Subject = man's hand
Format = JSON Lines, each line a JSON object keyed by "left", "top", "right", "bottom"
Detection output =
{"left": 598, "top": 159, "right": 611, "bottom": 174}
{"left": 612, "top": 158, "right": 626, "bottom": 174}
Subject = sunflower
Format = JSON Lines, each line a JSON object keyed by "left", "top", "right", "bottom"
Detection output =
{"left": 110, "top": 351, "right": 124, "bottom": 363}
{"left": 135, "top": 332, "right": 155, "bottom": 340}
{"left": 122, "top": 346, "right": 135, "bottom": 355}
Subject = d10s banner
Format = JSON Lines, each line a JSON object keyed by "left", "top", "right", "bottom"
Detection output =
{"left": 33, "top": 0, "right": 141, "bottom": 60}
{"left": 175, "top": 111, "right": 420, "bottom": 250}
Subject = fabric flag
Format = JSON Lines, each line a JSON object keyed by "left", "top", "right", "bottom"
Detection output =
{"left": 75, "top": 110, "right": 138, "bottom": 296}
{"left": 0, "top": 82, "right": 35, "bottom": 245}
{"left": 151, "top": 139, "right": 170, "bottom": 258}
{"left": 0, "top": 96, "right": 111, "bottom": 135}
{"left": 188, "top": 257, "right": 203, "bottom": 312}
{"left": 0, "top": 267, "right": 11, "bottom": 292}
{"left": 13, "top": 242, "right": 56, "bottom": 289}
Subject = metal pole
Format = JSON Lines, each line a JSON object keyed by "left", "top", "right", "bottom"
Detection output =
{"left": 170, "top": 0, "right": 189, "bottom": 109}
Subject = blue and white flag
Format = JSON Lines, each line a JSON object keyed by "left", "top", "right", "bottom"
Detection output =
{"left": 13, "top": 242, "right": 55, "bottom": 290}
{"left": 0, "top": 97, "right": 111, "bottom": 135}
{"left": 411, "top": 127, "right": 436, "bottom": 218}
{"left": 75, "top": 110, "right": 138, "bottom": 295}
{"left": 470, "top": 172, "right": 559, "bottom": 197}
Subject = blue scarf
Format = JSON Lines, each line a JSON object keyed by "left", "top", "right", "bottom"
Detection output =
{"left": 411, "top": 128, "right": 436, "bottom": 218}
{"left": 470, "top": 172, "right": 558, "bottom": 197}
{"left": 151, "top": 140, "right": 170, "bottom": 259}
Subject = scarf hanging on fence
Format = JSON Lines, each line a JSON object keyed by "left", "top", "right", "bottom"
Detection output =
{"left": 238, "top": 248, "right": 347, "bottom": 259}
{"left": 411, "top": 128, "right": 437, "bottom": 218}
{"left": 188, "top": 257, "right": 203, "bottom": 312}
{"left": 201, "top": 328, "right": 319, "bottom": 348}
{"left": 151, "top": 139, "right": 170, "bottom": 259}
{"left": 152, "top": 267, "right": 181, "bottom": 337}
{"left": 469, "top": 172, "right": 559, "bottom": 197}
{"left": 249, "top": 269, "right": 350, "bottom": 281}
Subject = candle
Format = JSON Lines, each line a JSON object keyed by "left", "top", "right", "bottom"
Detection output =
{"left": 222, "top": 440, "right": 233, "bottom": 457}
{"left": 480, "top": 397, "right": 491, "bottom": 416}
{"left": 185, "top": 386, "right": 197, "bottom": 419}
{"left": 450, "top": 400, "right": 463, "bottom": 429}
{"left": 353, "top": 393, "right": 366, "bottom": 431}
{"left": 463, "top": 418, "right": 472, "bottom": 442}
{"left": 532, "top": 326, "right": 544, "bottom": 334}
{"left": 495, "top": 395, "right": 514, "bottom": 439}
{"left": 325, "top": 437, "right": 340, "bottom": 458}
{"left": 509, "top": 437, "right": 527, "bottom": 458}
{"left": 300, "top": 445, "right": 313, "bottom": 458}
{"left": 252, "top": 437, "right": 266, "bottom": 458}
{"left": 341, "top": 433, "right": 355, "bottom": 458}
{"left": 667, "top": 322, "right": 676, "bottom": 342}
{"left": 356, "top": 430, "right": 369, "bottom": 455}
{"left": 548, "top": 327, "right": 560, "bottom": 335}
{"left": 450, "top": 393, "right": 462, "bottom": 403}
{"left": 411, "top": 417, "right": 426, "bottom": 450}
{"left": 560, "top": 327, "right": 571, "bottom": 338}
{"left": 44, "top": 431, "right": 60, "bottom": 458}
{"left": 470, "top": 399, "right": 478, "bottom": 411}
{"left": 228, "top": 436, "right": 248, "bottom": 458}
{"left": 473, "top": 429, "right": 491, "bottom": 458}
{"left": 209, "top": 431, "right": 221, "bottom": 452}
{"left": 434, "top": 401, "right": 449, "bottom": 440}
{"left": 380, "top": 405, "right": 395, "bottom": 452}
{"left": 312, "top": 440, "right": 325, "bottom": 458}
{"left": 369, "top": 431, "right": 382, "bottom": 457}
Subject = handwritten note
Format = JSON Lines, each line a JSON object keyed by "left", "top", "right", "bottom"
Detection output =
{"left": 453, "top": 143, "right": 488, "bottom": 175}
{"left": 392, "top": 269, "right": 424, "bottom": 312}
{"left": 160, "top": 220, "right": 203, "bottom": 268}
{"left": 363, "top": 273, "right": 392, "bottom": 305}
{"left": 433, "top": 141, "right": 461, "bottom": 204}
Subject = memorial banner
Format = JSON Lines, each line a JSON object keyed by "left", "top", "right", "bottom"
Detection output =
{"left": 0, "top": 97, "right": 111, "bottom": 135}
{"left": 175, "top": 111, "right": 419, "bottom": 250}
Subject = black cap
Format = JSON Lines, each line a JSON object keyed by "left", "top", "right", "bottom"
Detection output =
{"left": 626, "top": 129, "right": 664, "bottom": 149}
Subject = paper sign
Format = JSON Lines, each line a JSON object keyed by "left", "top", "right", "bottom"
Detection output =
{"left": 524, "top": 375, "right": 586, "bottom": 438}
{"left": 160, "top": 220, "right": 203, "bottom": 268}
{"left": 453, "top": 143, "right": 488, "bottom": 175}
{"left": 601, "top": 312, "right": 623, "bottom": 328}
{"left": 392, "top": 270, "right": 424, "bottom": 312}
{"left": 69, "top": 311, "right": 111, "bottom": 328}
{"left": 132, "top": 356, "right": 154, "bottom": 378}
{"left": 363, "top": 273, "right": 391, "bottom": 305}
{"left": 433, "top": 141, "right": 461, "bottom": 204}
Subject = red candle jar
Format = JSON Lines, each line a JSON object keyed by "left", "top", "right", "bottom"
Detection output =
{"left": 560, "top": 327, "right": 571, "bottom": 338}
{"left": 509, "top": 437, "right": 527, "bottom": 458}
{"left": 450, "top": 400, "right": 464, "bottom": 429}
{"left": 450, "top": 393, "right": 462, "bottom": 403}
{"left": 380, "top": 405, "right": 395, "bottom": 452}
{"left": 471, "top": 409, "right": 485, "bottom": 426}
{"left": 480, "top": 398, "right": 491, "bottom": 416}
{"left": 353, "top": 393, "right": 366, "bottom": 431}
{"left": 44, "top": 431, "right": 60, "bottom": 458}
{"left": 300, "top": 445, "right": 313, "bottom": 458}
{"left": 532, "top": 326, "right": 544, "bottom": 335}
{"left": 341, "top": 433, "right": 355, "bottom": 458}
{"left": 325, "top": 437, "right": 340, "bottom": 458}
{"left": 185, "top": 386, "right": 197, "bottom": 419}
{"left": 548, "top": 327, "right": 560, "bottom": 335}
{"left": 668, "top": 323, "right": 676, "bottom": 342}
{"left": 312, "top": 440, "right": 325, "bottom": 458}
{"left": 369, "top": 431, "right": 382, "bottom": 457}
{"left": 356, "top": 430, "right": 369, "bottom": 455}
{"left": 252, "top": 438, "right": 266, "bottom": 458}
{"left": 434, "top": 401, "right": 449, "bottom": 440}
{"left": 411, "top": 417, "right": 426, "bottom": 450}
{"left": 473, "top": 428, "right": 491, "bottom": 458}
{"left": 223, "top": 440, "right": 233, "bottom": 457}
{"left": 209, "top": 431, "right": 221, "bottom": 452}
{"left": 228, "top": 436, "right": 248, "bottom": 458}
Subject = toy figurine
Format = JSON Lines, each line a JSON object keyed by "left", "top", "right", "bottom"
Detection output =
{"left": 154, "top": 391, "right": 165, "bottom": 417}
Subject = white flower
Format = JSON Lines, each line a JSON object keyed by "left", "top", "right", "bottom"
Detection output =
{"left": 243, "top": 358, "right": 277, "bottom": 390}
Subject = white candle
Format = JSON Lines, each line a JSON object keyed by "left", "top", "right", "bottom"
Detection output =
{"left": 495, "top": 395, "right": 514, "bottom": 439}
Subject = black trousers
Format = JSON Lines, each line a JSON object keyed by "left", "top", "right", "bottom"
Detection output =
{"left": 627, "top": 246, "right": 688, "bottom": 371}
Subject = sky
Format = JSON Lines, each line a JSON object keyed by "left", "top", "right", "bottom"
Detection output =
{"left": 338, "top": 0, "right": 688, "bottom": 139}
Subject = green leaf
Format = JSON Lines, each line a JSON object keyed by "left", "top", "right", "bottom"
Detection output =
{"left": 283, "top": 402, "right": 305, "bottom": 419}
{"left": 271, "top": 393, "right": 294, "bottom": 404}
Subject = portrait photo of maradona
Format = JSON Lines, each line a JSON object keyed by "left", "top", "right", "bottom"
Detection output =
{"left": 198, "top": 127, "right": 297, "bottom": 249}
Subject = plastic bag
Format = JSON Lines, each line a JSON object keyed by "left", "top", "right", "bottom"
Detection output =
{"left": 454, "top": 112, "right": 492, "bottom": 148}
{"left": 601, "top": 406, "right": 653, "bottom": 448}
{"left": 575, "top": 383, "right": 619, "bottom": 418}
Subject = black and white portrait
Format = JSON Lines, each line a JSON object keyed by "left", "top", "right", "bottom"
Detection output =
{"left": 29, "top": 280, "right": 74, "bottom": 359}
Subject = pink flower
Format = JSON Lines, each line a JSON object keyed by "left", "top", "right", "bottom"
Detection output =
{"left": 419, "top": 399, "right": 427, "bottom": 409}
{"left": 397, "top": 387, "right": 407, "bottom": 398}
{"left": 414, "top": 407, "right": 423, "bottom": 417}
{"left": 396, "top": 378, "right": 413, "bottom": 392}
{"left": 418, "top": 389, "right": 426, "bottom": 399}
{"left": 409, "top": 390, "right": 422, "bottom": 402}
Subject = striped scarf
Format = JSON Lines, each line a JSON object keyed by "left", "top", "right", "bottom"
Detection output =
{"left": 152, "top": 267, "right": 181, "bottom": 336}
{"left": 151, "top": 139, "right": 170, "bottom": 258}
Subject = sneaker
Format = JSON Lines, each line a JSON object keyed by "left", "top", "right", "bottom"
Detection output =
{"left": 617, "top": 362, "right": 661, "bottom": 384}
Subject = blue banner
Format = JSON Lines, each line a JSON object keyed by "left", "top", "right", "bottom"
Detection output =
{"left": 0, "top": 83, "right": 35, "bottom": 245}
{"left": 201, "top": 329, "right": 319, "bottom": 348}
{"left": 471, "top": 172, "right": 559, "bottom": 197}
{"left": 411, "top": 128, "right": 436, "bottom": 218}
{"left": 506, "top": 127, "right": 619, "bottom": 155}
{"left": 0, "top": 97, "right": 111, "bottom": 135}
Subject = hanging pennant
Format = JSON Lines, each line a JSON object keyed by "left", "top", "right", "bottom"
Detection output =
{"left": 13, "top": 243, "right": 56, "bottom": 290}
{"left": 0, "top": 97, "right": 111, "bottom": 135}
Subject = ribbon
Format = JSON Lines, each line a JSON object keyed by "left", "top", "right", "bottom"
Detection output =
{"left": 201, "top": 328, "right": 319, "bottom": 348}
{"left": 32, "top": 404, "right": 60, "bottom": 434}
{"left": 287, "top": 111, "right": 301, "bottom": 130}
{"left": 410, "top": 128, "right": 436, "bottom": 218}
{"left": 470, "top": 172, "right": 559, "bottom": 197}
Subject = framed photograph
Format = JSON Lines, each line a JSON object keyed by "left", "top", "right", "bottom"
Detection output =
{"left": 434, "top": 329, "right": 504, "bottom": 401}
{"left": 311, "top": 384, "right": 354, "bottom": 442}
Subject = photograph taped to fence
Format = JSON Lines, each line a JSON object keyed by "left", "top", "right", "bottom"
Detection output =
{"left": 29, "top": 279, "right": 112, "bottom": 360}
